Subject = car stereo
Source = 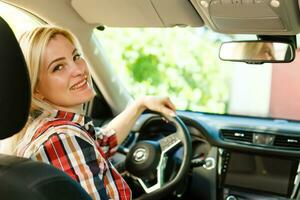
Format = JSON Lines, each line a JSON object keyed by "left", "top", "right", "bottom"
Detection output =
{"left": 221, "top": 151, "right": 299, "bottom": 198}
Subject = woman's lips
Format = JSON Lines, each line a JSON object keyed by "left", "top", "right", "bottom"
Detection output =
{"left": 70, "top": 78, "right": 87, "bottom": 90}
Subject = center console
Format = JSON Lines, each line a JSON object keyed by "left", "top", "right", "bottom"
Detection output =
{"left": 219, "top": 150, "right": 299, "bottom": 200}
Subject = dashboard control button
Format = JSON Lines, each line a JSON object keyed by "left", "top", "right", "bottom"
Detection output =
{"left": 203, "top": 157, "right": 216, "bottom": 170}
{"left": 226, "top": 195, "right": 237, "bottom": 200}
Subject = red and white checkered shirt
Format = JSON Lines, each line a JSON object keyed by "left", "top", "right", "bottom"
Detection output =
{"left": 16, "top": 109, "right": 132, "bottom": 200}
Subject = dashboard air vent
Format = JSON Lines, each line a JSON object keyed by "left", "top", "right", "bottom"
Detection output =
{"left": 274, "top": 135, "right": 300, "bottom": 148}
{"left": 221, "top": 130, "right": 253, "bottom": 143}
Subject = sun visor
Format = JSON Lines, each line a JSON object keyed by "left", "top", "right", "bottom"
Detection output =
{"left": 190, "top": 0, "right": 300, "bottom": 35}
{"left": 71, "top": 0, "right": 204, "bottom": 27}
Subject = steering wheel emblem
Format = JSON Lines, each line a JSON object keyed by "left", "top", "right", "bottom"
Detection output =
{"left": 133, "top": 148, "right": 147, "bottom": 162}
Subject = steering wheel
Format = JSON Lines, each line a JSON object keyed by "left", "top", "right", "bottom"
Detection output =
{"left": 125, "top": 114, "right": 192, "bottom": 200}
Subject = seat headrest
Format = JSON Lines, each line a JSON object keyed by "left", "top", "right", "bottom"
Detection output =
{"left": 0, "top": 17, "right": 30, "bottom": 139}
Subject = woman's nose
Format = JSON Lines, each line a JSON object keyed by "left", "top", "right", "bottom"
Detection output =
{"left": 70, "top": 62, "right": 85, "bottom": 77}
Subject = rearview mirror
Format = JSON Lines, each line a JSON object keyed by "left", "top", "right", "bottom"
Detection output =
{"left": 219, "top": 41, "right": 295, "bottom": 64}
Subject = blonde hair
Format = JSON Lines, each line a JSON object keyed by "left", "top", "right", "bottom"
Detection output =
{"left": 0, "top": 26, "right": 91, "bottom": 155}
{"left": 19, "top": 26, "right": 84, "bottom": 112}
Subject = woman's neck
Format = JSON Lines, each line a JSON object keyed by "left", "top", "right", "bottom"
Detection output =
{"left": 53, "top": 104, "right": 84, "bottom": 114}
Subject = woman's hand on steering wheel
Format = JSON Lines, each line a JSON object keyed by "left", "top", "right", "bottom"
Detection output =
{"left": 138, "top": 96, "right": 177, "bottom": 117}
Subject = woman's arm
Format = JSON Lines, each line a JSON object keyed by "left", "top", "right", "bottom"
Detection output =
{"left": 107, "top": 96, "right": 176, "bottom": 144}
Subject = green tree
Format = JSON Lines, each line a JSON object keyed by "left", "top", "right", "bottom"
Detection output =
{"left": 95, "top": 28, "right": 231, "bottom": 114}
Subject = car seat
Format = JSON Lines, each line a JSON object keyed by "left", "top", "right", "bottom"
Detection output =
{"left": 0, "top": 16, "right": 92, "bottom": 200}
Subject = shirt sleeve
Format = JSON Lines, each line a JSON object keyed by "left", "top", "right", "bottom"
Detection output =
{"left": 31, "top": 132, "right": 110, "bottom": 200}
{"left": 94, "top": 125, "right": 118, "bottom": 158}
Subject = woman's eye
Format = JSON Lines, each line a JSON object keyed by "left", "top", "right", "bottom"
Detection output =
{"left": 53, "top": 65, "right": 64, "bottom": 72}
{"left": 73, "top": 53, "right": 82, "bottom": 61}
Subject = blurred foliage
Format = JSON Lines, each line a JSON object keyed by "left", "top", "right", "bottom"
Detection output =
{"left": 94, "top": 27, "right": 232, "bottom": 113}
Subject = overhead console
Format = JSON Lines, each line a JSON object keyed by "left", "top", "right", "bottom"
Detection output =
{"left": 190, "top": 0, "right": 300, "bottom": 35}
{"left": 71, "top": 0, "right": 204, "bottom": 27}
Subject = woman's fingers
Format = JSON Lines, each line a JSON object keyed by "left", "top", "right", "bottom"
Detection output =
{"left": 142, "top": 96, "right": 177, "bottom": 117}
{"left": 161, "top": 107, "right": 176, "bottom": 117}
{"left": 159, "top": 97, "right": 176, "bottom": 116}
{"left": 163, "top": 97, "right": 176, "bottom": 111}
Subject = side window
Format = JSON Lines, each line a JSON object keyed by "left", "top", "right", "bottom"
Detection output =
{"left": 0, "top": 2, "right": 44, "bottom": 39}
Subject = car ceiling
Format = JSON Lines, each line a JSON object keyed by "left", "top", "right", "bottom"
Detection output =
{"left": 71, "top": 0, "right": 204, "bottom": 27}
{"left": 3, "top": 0, "right": 300, "bottom": 35}
{"left": 72, "top": 0, "right": 300, "bottom": 35}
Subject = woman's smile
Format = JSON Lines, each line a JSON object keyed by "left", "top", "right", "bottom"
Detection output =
{"left": 70, "top": 76, "right": 88, "bottom": 91}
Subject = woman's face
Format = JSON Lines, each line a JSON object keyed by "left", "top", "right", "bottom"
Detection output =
{"left": 256, "top": 43, "right": 275, "bottom": 60}
{"left": 35, "top": 34, "right": 94, "bottom": 111}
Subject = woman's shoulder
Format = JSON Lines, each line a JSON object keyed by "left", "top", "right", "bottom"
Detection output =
{"left": 31, "top": 115, "right": 86, "bottom": 140}
{"left": 30, "top": 109, "right": 84, "bottom": 132}
{"left": 24, "top": 109, "right": 87, "bottom": 142}
{"left": 17, "top": 114, "right": 94, "bottom": 157}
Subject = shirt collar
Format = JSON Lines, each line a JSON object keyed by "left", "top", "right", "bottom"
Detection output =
{"left": 32, "top": 108, "right": 96, "bottom": 134}
{"left": 39, "top": 109, "right": 86, "bottom": 126}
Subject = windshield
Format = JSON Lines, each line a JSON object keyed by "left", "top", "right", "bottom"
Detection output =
{"left": 94, "top": 27, "right": 300, "bottom": 121}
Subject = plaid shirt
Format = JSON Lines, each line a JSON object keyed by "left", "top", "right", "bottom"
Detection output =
{"left": 16, "top": 109, "right": 131, "bottom": 200}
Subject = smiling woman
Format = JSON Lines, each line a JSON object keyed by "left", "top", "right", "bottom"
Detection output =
{"left": 2, "top": 1, "right": 300, "bottom": 200}
{"left": 0, "top": 23, "right": 178, "bottom": 199}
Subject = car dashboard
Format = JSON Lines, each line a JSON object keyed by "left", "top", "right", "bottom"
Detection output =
{"left": 180, "top": 111, "right": 300, "bottom": 200}
{"left": 128, "top": 111, "right": 300, "bottom": 200}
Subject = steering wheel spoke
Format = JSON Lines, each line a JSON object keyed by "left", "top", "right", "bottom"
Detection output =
{"left": 136, "top": 155, "right": 168, "bottom": 193}
{"left": 159, "top": 133, "right": 181, "bottom": 153}
{"left": 136, "top": 132, "right": 180, "bottom": 194}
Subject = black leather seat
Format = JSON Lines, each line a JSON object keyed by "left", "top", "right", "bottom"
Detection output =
{"left": 0, "top": 16, "right": 92, "bottom": 200}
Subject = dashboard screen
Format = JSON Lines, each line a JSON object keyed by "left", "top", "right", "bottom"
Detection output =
{"left": 224, "top": 152, "right": 298, "bottom": 196}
